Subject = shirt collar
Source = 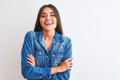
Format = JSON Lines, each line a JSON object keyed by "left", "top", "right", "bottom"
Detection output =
{"left": 37, "top": 31, "right": 64, "bottom": 42}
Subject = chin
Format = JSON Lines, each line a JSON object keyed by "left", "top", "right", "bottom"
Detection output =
{"left": 43, "top": 28, "right": 55, "bottom": 31}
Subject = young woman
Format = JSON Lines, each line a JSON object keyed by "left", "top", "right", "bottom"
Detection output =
{"left": 21, "top": 4, "right": 73, "bottom": 80}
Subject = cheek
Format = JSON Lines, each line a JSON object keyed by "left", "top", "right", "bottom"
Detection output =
{"left": 40, "top": 19, "right": 44, "bottom": 25}
{"left": 54, "top": 18, "right": 57, "bottom": 24}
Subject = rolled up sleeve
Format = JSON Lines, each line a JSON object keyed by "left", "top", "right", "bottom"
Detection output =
{"left": 21, "top": 31, "right": 51, "bottom": 79}
{"left": 56, "top": 38, "right": 72, "bottom": 80}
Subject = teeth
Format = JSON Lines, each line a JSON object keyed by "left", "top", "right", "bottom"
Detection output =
{"left": 45, "top": 21, "right": 53, "bottom": 25}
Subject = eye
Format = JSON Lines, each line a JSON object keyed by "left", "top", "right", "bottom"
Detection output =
{"left": 40, "top": 15, "right": 46, "bottom": 18}
{"left": 50, "top": 14, "right": 56, "bottom": 17}
{"left": 51, "top": 14, "right": 55, "bottom": 17}
{"left": 50, "top": 13, "right": 56, "bottom": 17}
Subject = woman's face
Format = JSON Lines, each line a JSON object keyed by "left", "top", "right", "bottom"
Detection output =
{"left": 40, "top": 7, "right": 57, "bottom": 32}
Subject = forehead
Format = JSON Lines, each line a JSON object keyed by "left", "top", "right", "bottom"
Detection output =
{"left": 42, "top": 7, "right": 54, "bottom": 13}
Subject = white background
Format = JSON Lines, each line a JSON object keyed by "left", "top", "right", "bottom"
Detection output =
{"left": 0, "top": 0, "right": 120, "bottom": 80}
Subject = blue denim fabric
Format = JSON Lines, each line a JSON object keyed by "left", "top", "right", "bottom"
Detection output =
{"left": 21, "top": 31, "right": 72, "bottom": 80}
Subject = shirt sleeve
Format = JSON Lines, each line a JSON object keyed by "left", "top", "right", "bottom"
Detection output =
{"left": 21, "top": 31, "right": 51, "bottom": 79}
{"left": 57, "top": 38, "right": 72, "bottom": 80}
{"left": 62, "top": 38, "right": 72, "bottom": 61}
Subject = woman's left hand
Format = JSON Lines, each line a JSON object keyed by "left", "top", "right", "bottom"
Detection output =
{"left": 27, "top": 54, "right": 36, "bottom": 66}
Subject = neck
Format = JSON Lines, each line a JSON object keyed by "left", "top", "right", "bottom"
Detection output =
{"left": 42, "top": 30, "right": 55, "bottom": 41}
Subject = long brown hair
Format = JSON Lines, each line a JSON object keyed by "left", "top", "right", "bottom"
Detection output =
{"left": 34, "top": 4, "right": 63, "bottom": 35}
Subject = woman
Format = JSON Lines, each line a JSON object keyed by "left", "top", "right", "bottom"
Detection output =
{"left": 21, "top": 4, "right": 73, "bottom": 80}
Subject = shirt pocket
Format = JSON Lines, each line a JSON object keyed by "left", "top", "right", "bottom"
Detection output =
{"left": 51, "top": 52, "right": 63, "bottom": 67}
{"left": 35, "top": 50, "right": 45, "bottom": 67}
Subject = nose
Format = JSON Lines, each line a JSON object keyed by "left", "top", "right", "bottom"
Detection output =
{"left": 46, "top": 15, "right": 51, "bottom": 20}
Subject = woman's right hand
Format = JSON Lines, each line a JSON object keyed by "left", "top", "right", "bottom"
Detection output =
{"left": 57, "top": 58, "right": 73, "bottom": 73}
{"left": 27, "top": 54, "right": 36, "bottom": 66}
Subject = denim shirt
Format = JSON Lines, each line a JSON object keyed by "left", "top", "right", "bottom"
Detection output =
{"left": 21, "top": 31, "right": 72, "bottom": 80}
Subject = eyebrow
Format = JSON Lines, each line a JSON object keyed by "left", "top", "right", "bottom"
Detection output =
{"left": 41, "top": 12, "right": 55, "bottom": 15}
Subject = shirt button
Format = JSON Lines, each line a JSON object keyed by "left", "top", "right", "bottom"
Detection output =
{"left": 52, "top": 55, "right": 55, "bottom": 57}
{"left": 46, "top": 56, "right": 48, "bottom": 58}
{"left": 39, "top": 52, "right": 41, "bottom": 55}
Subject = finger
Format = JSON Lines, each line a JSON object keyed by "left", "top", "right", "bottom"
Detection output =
{"left": 27, "top": 55, "right": 32, "bottom": 59}
{"left": 66, "top": 58, "right": 73, "bottom": 62}
{"left": 27, "top": 54, "right": 33, "bottom": 57}
{"left": 27, "top": 54, "right": 34, "bottom": 59}
{"left": 27, "top": 57, "right": 32, "bottom": 62}
{"left": 68, "top": 63, "right": 73, "bottom": 69}
{"left": 27, "top": 61, "right": 33, "bottom": 65}
{"left": 68, "top": 62, "right": 73, "bottom": 69}
{"left": 69, "top": 62, "right": 73, "bottom": 65}
{"left": 27, "top": 56, "right": 30, "bottom": 59}
{"left": 68, "top": 65, "right": 72, "bottom": 69}
{"left": 29, "top": 54, "right": 34, "bottom": 57}
{"left": 28, "top": 54, "right": 32, "bottom": 57}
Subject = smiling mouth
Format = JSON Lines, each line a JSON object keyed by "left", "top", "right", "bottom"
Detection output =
{"left": 44, "top": 20, "right": 53, "bottom": 25}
